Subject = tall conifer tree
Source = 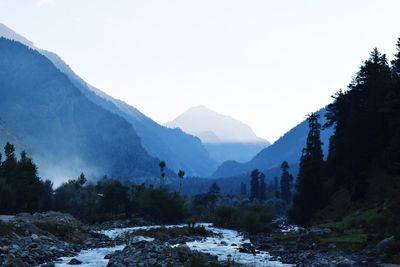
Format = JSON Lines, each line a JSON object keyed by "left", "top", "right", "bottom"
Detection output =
{"left": 289, "top": 113, "right": 324, "bottom": 224}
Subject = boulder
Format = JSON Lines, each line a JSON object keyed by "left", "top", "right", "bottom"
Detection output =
{"left": 376, "top": 236, "right": 395, "bottom": 254}
{"left": 309, "top": 228, "right": 332, "bottom": 236}
{"left": 68, "top": 258, "right": 82, "bottom": 265}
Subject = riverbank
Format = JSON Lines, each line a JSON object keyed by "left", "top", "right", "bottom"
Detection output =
{"left": 2, "top": 212, "right": 396, "bottom": 266}
{"left": 248, "top": 219, "right": 394, "bottom": 267}
{"left": 0, "top": 212, "right": 115, "bottom": 266}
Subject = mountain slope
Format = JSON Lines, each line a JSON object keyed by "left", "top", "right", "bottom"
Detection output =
{"left": 0, "top": 23, "right": 217, "bottom": 177}
{"left": 212, "top": 108, "right": 333, "bottom": 178}
{"left": 165, "top": 106, "right": 270, "bottom": 164}
{"left": 0, "top": 119, "right": 28, "bottom": 154}
{"left": 0, "top": 38, "right": 159, "bottom": 183}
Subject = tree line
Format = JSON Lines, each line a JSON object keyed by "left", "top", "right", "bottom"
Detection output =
{"left": 289, "top": 39, "right": 400, "bottom": 230}
{"left": 248, "top": 161, "right": 294, "bottom": 204}
{"left": 0, "top": 143, "right": 185, "bottom": 223}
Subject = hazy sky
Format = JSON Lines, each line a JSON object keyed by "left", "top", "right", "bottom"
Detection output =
{"left": 1, "top": 0, "right": 399, "bottom": 142}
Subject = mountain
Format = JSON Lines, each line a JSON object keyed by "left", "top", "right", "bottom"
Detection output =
{"left": 212, "top": 108, "right": 334, "bottom": 178}
{"left": 165, "top": 106, "right": 270, "bottom": 164}
{"left": 0, "top": 23, "right": 217, "bottom": 177}
{"left": 0, "top": 38, "right": 160, "bottom": 183}
{"left": 0, "top": 119, "right": 27, "bottom": 154}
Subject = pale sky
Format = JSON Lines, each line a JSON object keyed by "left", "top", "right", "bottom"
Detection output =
{"left": 1, "top": 0, "right": 399, "bottom": 142}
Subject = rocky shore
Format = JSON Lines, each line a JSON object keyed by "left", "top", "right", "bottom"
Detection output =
{"left": 107, "top": 240, "right": 231, "bottom": 267}
{"left": 2, "top": 212, "right": 397, "bottom": 266}
{"left": 0, "top": 212, "right": 114, "bottom": 266}
{"left": 248, "top": 220, "right": 394, "bottom": 267}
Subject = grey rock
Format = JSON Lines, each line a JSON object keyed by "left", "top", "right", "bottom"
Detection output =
{"left": 376, "top": 236, "right": 395, "bottom": 254}
{"left": 31, "top": 233, "right": 40, "bottom": 241}
{"left": 68, "top": 258, "right": 82, "bottom": 265}
{"left": 309, "top": 228, "right": 332, "bottom": 236}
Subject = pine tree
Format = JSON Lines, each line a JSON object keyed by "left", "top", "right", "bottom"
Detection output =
{"left": 240, "top": 182, "right": 247, "bottom": 196}
{"left": 325, "top": 49, "right": 392, "bottom": 199}
{"left": 259, "top": 173, "right": 266, "bottom": 201}
{"left": 250, "top": 169, "right": 260, "bottom": 201}
{"left": 280, "top": 161, "right": 293, "bottom": 204}
{"left": 159, "top": 161, "right": 166, "bottom": 188}
{"left": 289, "top": 113, "right": 324, "bottom": 225}
{"left": 78, "top": 173, "right": 87, "bottom": 186}
{"left": 178, "top": 169, "right": 185, "bottom": 193}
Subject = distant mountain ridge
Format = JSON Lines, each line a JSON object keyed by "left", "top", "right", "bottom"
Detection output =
{"left": 212, "top": 108, "right": 333, "bottom": 178}
{"left": 165, "top": 105, "right": 269, "bottom": 144}
{"left": 0, "top": 23, "right": 217, "bottom": 177}
{"left": 0, "top": 38, "right": 161, "bottom": 184}
{"left": 165, "top": 106, "right": 270, "bottom": 164}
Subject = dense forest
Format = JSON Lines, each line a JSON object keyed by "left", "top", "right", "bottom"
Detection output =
{"left": 289, "top": 39, "right": 400, "bottom": 239}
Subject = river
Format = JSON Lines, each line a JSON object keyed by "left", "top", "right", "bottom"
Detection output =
{"left": 55, "top": 223, "right": 292, "bottom": 267}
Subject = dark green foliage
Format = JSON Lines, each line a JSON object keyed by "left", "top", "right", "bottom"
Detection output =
{"left": 213, "top": 202, "right": 273, "bottom": 234}
{"left": 325, "top": 49, "right": 392, "bottom": 199}
{"left": 178, "top": 169, "right": 185, "bottom": 193}
{"left": 135, "top": 188, "right": 185, "bottom": 223}
{"left": 289, "top": 113, "right": 324, "bottom": 225}
{"left": 159, "top": 161, "right": 166, "bottom": 187}
{"left": 189, "top": 182, "right": 221, "bottom": 220}
{"left": 250, "top": 169, "right": 260, "bottom": 201}
{"left": 280, "top": 161, "right": 293, "bottom": 204}
{"left": 296, "top": 41, "right": 400, "bottom": 237}
{"left": 0, "top": 143, "right": 52, "bottom": 214}
{"left": 53, "top": 176, "right": 185, "bottom": 223}
{"left": 259, "top": 173, "right": 266, "bottom": 201}
{"left": 249, "top": 169, "right": 269, "bottom": 201}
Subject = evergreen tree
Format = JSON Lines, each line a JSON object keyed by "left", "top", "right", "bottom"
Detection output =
{"left": 289, "top": 113, "right": 324, "bottom": 225}
{"left": 259, "top": 173, "right": 266, "bottom": 201}
{"left": 240, "top": 182, "right": 247, "bottom": 196}
{"left": 325, "top": 49, "right": 392, "bottom": 199}
{"left": 178, "top": 169, "right": 185, "bottom": 193}
{"left": 208, "top": 182, "right": 220, "bottom": 212}
{"left": 280, "top": 161, "right": 293, "bottom": 204}
{"left": 78, "top": 173, "right": 87, "bottom": 186}
{"left": 159, "top": 161, "right": 166, "bottom": 188}
{"left": 250, "top": 169, "right": 260, "bottom": 201}
{"left": 2, "top": 142, "right": 17, "bottom": 175}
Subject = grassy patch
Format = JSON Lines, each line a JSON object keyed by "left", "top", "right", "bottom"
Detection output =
{"left": 0, "top": 222, "right": 13, "bottom": 235}
{"left": 320, "top": 230, "right": 369, "bottom": 250}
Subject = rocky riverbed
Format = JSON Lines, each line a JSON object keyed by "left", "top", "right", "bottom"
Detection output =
{"left": 0, "top": 212, "right": 115, "bottom": 266}
{"left": 1, "top": 212, "right": 397, "bottom": 266}
{"left": 248, "top": 219, "right": 393, "bottom": 267}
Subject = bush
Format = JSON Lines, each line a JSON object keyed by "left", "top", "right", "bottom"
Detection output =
{"left": 213, "top": 202, "right": 274, "bottom": 234}
{"left": 136, "top": 188, "right": 185, "bottom": 223}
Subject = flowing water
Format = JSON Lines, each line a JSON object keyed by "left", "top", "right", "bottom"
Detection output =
{"left": 55, "top": 224, "right": 292, "bottom": 267}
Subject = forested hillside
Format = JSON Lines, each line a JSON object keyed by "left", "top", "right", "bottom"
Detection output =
{"left": 0, "top": 38, "right": 159, "bottom": 181}
{"left": 290, "top": 42, "right": 400, "bottom": 239}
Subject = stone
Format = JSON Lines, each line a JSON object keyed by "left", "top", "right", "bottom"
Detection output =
{"left": 68, "top": 258, "right": 82, "bottom": 265}
{"left": 376, "top": 235, "right": 395, "bottom": 254}
{"left": 31, "top": 233, "right": 40, "bottom": 241}
{"left": 104, "top": 253, "right": 113, "bottom": 259}
{"left": 309, "top": 228, "right": 332, "bottom": 236}
{"left": 328, "top": 243, "right": 337, "bottom": 249}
